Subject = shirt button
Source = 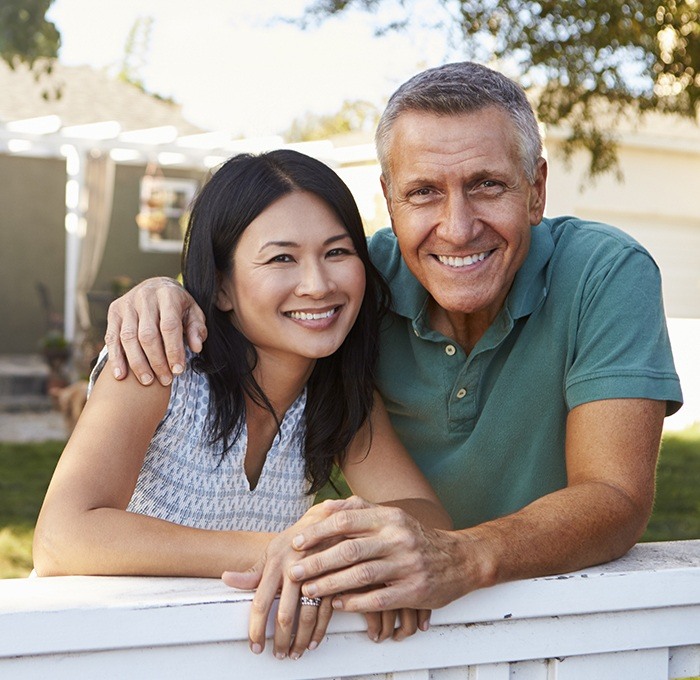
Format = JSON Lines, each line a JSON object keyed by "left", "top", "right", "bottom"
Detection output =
{"left": 414, "top": 328, "right": 420, "bottom": 337}
{"left": 456, "top": 388, "right": 467, "bottom": 399}
{"left": 445, "top": 344, "right": 456, "bottom": 356}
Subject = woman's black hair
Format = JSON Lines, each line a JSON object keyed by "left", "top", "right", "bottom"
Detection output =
{"left": 181, "top": 149, "right": 390, "bottom": 493}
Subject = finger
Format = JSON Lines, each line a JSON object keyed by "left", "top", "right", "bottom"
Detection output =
{"left": 183, "top": 305, "right": 208, "bottom": 354}
{"left": 245, "top": 560, "right": 278, "bottom": 655}
{"left": 292, "top": 502, "right": 379, "bottom": 552}
{"left": 122, "top": 320, "right": 162, "bottom": 385}
{"left": 134, "top": 305, "right": 176, "bottom": 387}
{"left": 157, "top": 291, "right": 189, "bottom": 378}
{"left": 289, "top": 597, "right": 321, "bottom": 659}
{"left": 272, "top": 580, "right": 301, "bottom": 659}
{"left": 104, "top": 306, "right": 128, "bottom": 380}
{"left": 291, "top": 535, "right": 387, "bottom": 586}
{"left": 417, "top": 608, "right": 431, "bottom": 632}
{"left": 378, "top": 609, "right": 396, "bottom": 642}
{"left": 393, "top": 608, "right": 418, "bottom": 641}
{"left": 330, "top": 582, "right": 409, "bottom": 613}
{"left": 364, "top": 612, "right": 382, "bottom": 643}
{"left": 309, "top": 597, "right": 333, "bottom": 651}
{"left": 221, "top": 566, "right": 262, "bottom": 591}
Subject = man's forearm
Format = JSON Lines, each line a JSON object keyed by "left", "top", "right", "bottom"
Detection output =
{"left": 461, "top": 480, "right": 649, "bottom": 592}
{"left": 290, "top": 481, "right": 650, "bottom": 612}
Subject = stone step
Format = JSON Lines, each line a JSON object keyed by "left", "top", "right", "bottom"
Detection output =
{"left": 0, "top": 394, "right": 53, "bottom": 413}
{"left": 0, "top": 355, "right": 52, "bottom": 411}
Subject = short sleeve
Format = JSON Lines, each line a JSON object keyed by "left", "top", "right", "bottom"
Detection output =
{"left": 565, "top": 245, "right": 683, "bottom": 415}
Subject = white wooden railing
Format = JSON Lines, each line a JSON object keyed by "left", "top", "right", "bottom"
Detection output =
{"left": 1, "top": 540, "right": 699, "bottom": 680}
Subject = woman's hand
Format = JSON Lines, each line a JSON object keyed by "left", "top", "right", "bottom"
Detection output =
{"left": 364, "top": 608, "right": 431, "bottom": 642}
{"left": 222, "top": 498, "right": 361, "bottom": 659}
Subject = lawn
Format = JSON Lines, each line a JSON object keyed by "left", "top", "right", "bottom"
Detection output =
{"left": 1, "top": 426, "right": 699, "bottom": 578}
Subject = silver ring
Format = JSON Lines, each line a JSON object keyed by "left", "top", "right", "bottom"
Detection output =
{"left": 300, "top": 596, "right": 322, "bottom": 607}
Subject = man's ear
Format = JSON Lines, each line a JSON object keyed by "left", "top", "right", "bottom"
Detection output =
{"left": 380, "top": 175, "right": 396, "bottom": 234}
{"left": 529, "top": 157, "right": 548, "bottom": 226}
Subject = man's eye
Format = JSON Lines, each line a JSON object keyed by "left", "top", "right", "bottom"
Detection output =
{"left": 407, "top": 187, "right": 436, "bottom": 202}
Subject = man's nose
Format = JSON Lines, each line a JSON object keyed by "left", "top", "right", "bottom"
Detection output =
{"left": 295, "top": 261, "right": 336, "bottom": 298}
{"left": 437, "top": 194, "right": 481, "bottom": 243}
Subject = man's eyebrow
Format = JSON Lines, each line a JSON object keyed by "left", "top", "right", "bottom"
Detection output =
{"left": 400, "top": 176, "right": 433, "bottom": 188}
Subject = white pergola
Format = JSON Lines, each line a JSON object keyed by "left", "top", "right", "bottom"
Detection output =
{"left": 0, "top": 115, "right": 377, "bottom": 343}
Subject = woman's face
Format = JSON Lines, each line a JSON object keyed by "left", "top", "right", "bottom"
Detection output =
{"left": 217, "top": 191, "right": 366, "bottom": 372}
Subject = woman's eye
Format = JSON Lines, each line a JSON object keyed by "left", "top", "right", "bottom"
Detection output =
{"left": 269, "top": 254, "right": 293, "bottom": 263}
{"left": 327, "top": 248, "right": 353, "bottom": 258}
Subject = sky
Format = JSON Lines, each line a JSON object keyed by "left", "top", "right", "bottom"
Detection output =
{"left": 47, "top": 0, "right": 461, "bottom": 137}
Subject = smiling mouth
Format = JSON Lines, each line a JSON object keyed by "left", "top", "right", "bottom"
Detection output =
{"left": 284, "top": 307, "right": 340, "bottom": 321}
{"left": 435, "top": 251, "right": 492, "bottom": 268}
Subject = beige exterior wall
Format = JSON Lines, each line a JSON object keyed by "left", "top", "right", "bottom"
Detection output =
{"left": 543, "top": 127, "right": 700, "bottom": 429}
{"left": 544, "top": 131, "right": 700, "bottom": 320}
{"left": 0, "top": 155, "right": 201, "bottom": 354}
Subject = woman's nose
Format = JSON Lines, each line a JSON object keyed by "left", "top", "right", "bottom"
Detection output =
{"left": 295, "top": 261, "right": 336, "bottom": 298}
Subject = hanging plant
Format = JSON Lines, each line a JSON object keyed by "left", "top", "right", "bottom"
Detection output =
{"left": 135, "top": 163, "right": 168, "bottom": 234}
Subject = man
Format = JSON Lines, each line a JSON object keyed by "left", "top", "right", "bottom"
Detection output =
{"left": 105, "top": 62, "right": 682, "bottom": 613}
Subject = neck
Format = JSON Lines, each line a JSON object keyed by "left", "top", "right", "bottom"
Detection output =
{"left": 428, "top": 298, "right": 500, "bottom": 355}
{"left": 250, "top": 350, "right": 315, "bottom": 418}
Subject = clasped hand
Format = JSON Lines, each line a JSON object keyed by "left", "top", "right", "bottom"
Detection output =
{"left": 222, "top": 496, "right": 432, "bottom": 659}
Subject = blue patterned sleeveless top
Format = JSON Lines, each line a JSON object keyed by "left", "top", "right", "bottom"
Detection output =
{"left": 90, "top": 349, "right": 313, "bottom": 533}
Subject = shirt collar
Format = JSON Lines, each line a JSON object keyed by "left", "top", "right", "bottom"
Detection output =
{"left": 506, "top": 220, "right": 554, "bottom": 320}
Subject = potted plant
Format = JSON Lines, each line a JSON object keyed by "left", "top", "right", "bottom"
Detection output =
{"left": 39, "top": 330, "right": 72, "bottom": 390}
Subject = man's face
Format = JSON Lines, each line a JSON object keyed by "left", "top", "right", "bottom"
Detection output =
{"left": 381, "top": 107, "right": 547, "bottom": 328}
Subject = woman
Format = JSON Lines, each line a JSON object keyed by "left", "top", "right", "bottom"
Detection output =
{"left": 34, "top": 150, "right": 451, "bottom": 660}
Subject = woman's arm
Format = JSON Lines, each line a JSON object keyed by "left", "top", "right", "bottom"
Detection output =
{"left": 33, "top": 359, "right": 272, "bottom": 577}
{"left": 341, "top": 392, "right": 452, "bottom": 530}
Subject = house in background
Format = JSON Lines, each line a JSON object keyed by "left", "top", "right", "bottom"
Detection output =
{"left": 1, "top": 61, "right": 698, "bottom": 427}
{"left": 0, "top": 61, "right": 204, "bottom": 358}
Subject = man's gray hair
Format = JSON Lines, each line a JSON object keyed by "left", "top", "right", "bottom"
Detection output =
{"left": 376, "top": 62, "right": 543, "bottom": 185}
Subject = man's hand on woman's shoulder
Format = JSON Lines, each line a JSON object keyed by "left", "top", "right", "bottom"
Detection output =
{"left": 104, "top": 276, "right": 207, "bottom": 386}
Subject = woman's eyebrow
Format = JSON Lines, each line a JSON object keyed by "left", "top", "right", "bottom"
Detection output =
{"left": 324, "top": 233, "right": 352, "bottom": 245}
{"left": 259, "top": 240, "right": 298, "bottom": 250}
{"left": 259, "top": 233, "right": 351, "bottom": 251}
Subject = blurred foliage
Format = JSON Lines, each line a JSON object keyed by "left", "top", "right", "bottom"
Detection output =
{"left": 117, "top": 16, "right": 153, "bottom": 91}
{"left": 300, "top": 1, "right": 700, "bottom": 177}
{"left": 285, "top": 99, "right": 380, "bottom": 141}
{"left": 643, "top": 424, "right": 700, "bottom": 542}
{"left": 0, "top": 0, "right": 60, "bottom": 96}
{"left": 0, "top": 439, "right": 63, "bottom": 578}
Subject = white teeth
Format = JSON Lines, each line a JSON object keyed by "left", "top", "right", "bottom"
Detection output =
{"left": 287, "top": 308, "right": 337, "bottom": 321}
{"left": 437, "top": 252, "right": 489, "bottom": 267}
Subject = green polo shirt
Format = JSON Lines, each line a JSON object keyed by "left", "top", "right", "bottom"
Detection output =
{"left": 369, "top": 217, "right": 683, "bottom": 530}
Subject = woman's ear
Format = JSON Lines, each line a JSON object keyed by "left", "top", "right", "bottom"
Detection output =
{"left": 215, "top": 279, "right": 234, "bottom": 312}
